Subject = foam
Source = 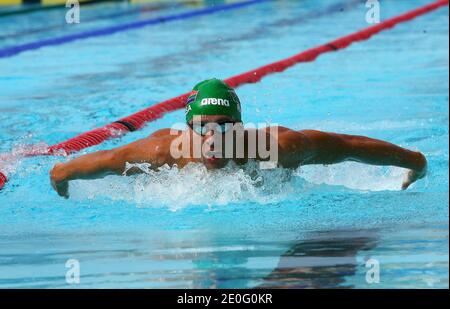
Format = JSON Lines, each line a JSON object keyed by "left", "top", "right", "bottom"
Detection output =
{"left": 70, "top": 161, "right": 296, "bottom": 210}
{"left": 297, "top": 162, "right": 406, "bottom": 192}
{"left": 0, "top": 142, "right": 48, "bottom": 176}
{"left": 69, "top": 160, "right": 406, "bottom": 209}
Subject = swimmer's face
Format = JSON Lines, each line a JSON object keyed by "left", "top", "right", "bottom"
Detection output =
{"left": 188, "top": 115, "right": 241, "bottom": 169}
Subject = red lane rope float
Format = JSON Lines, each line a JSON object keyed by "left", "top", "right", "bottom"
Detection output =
{"left": 0, "top": 0, "right": 447, "bottom": 191}
{"left": 0, "top": 172, "right": 6, "bottom": 190}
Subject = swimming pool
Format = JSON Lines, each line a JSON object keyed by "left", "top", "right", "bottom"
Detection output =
{"left": 0, "top": 0, "right": 448, "bottom": 288}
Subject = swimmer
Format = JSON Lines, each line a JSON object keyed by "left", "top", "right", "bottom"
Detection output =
{"left": 50, "top": 79, "right": 427, "bottom": 198}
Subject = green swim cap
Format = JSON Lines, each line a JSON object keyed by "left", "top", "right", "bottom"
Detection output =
{"left": 185, "top": 78, "right": 242, "bottom": 124}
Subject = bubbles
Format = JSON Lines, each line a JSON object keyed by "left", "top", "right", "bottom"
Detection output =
{"left": 0, "top": 142, "right": 49, "bottom": 176}
{"left": 69, "top": 160, "right": 407, "bottom": 210}
{"left": 297, "top": 161, "right": 406, "bottom": 191}
{"left": 124, "top": 162, "right": 153, "bottom": 175}
{"left": 71, "top": 161, "right": 301, "bottom": 210}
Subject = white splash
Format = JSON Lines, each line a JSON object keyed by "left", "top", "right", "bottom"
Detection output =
{"left": 0, "top": 142, "right": 49, "bottom": 176}
{"left": 70, "top": 161, "right": 297, "bottom": 210}
{"left": 69, "top": 160, "right": 407, "bottom": 209}
{"left": 297, "top": 162, "right": 406, "bottom": 191}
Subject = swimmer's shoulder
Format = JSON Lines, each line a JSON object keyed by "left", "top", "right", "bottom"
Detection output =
{"left": 148, "top": 128, "right": 183, "bottom": 138}
{"left": 151, "top": 129, "right": 196, "bottom": 167}
{"left": 146, "top": 128, "right": 184, "bottom": 157}
{"left": 250, "top": 126, "right": 307, "bottom": 140}
{"left": 251, "top": 125, "right": 295, "bottom": 134}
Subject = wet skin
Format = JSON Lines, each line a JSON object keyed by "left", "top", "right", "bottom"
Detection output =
{"left": 50, "top": 115, "right": 427, "bottom": 198}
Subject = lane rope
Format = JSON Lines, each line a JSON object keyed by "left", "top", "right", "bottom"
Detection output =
{"left": 0, "top": 0, "right": 126, "bottom": 18}
{"left": 0, "top": 0, "right": 270, "bottom": 58}
{"left": 0, "top": 2, "right": 178, "bottom": 40}
{"left": 0, "top": 0, "right": 447, "bottom": 190}
{"left": 146, "top": 0, "right": 362, "bottom": 70}
{"left": 0, "top": 172, "right": 6, "bottom": 190}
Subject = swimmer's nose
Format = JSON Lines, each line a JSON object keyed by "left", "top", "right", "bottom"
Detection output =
{"left": 204, "top": 130, "right": 220, "bottom": 152}
{"left": 204, "top": 130, "right": 215, "bottom": 147}
{"left": 205, "top": 129, "right": 214, "bottom": 137}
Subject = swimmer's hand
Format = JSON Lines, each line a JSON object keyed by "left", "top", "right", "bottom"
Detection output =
{"left": 50, "top": 163, "right": 69, "bottom": 198}
{"left": 401, "top": 153, "right": 427, "bottom": 190}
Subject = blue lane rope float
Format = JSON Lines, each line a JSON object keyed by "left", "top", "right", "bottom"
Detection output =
{"left": 0, "top": 0, "right": 360, "bottom": 43}
{"left": 0, "top": 0, "right": 270, "bottom": 58}
{"left": 0, "top": 2, "right": 179, "bottom": 40}
{"left": 0, "top": 0, "right": 124, "bottom": 18}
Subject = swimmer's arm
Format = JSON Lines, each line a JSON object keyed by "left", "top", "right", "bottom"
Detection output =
{"left": 280, "top": 130, "right": 427, "bottom": 189}
{"left": 50, "top": 138, "right": 161, "bottom": 198}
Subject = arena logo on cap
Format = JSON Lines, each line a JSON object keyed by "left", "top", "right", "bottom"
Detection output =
{"left": 201, "top": 98, "right": 230, "bottom": 107}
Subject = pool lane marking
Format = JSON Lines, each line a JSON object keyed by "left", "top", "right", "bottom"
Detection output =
{"left": 0, "top": 0, "right": 270, "bottom": 58}
{"left": 0, "top": 2, "right": 178, "bottom": 40}
{"left": 0, "top": 0, "right": 448, "bottom": 190}
{"left": 0, "top": 0, "right": 123, "bottom": 18}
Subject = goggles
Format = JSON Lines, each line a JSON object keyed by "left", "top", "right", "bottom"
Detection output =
{"left": 189, "top": 122, "right": 235, "bottom": 136}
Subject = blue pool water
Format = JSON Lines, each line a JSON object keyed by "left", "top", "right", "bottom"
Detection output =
{"left": 0, "top": 0, "right": 448, "bottom": 288}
